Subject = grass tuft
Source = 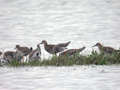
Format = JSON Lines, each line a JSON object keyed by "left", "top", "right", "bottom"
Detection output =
{"left": 2, "top": 51, "right": 120, "bottom": 67}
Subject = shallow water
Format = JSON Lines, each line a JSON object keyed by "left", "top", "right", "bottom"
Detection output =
{"left": 0, "top": 65, "right": 120, "bottom": 90}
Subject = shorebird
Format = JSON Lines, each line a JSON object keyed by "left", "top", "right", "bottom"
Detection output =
{"left": 15, "top": 45, "right": 32, "bottom": 56}
{"left": 40, "top": 40, "right": 71, "bottom": 55}
{"left": 3, "top": 51, "right": 17, "bottom": 62}
{"left": 15, "top": 45, "right": 33, "bottom": 61}
{"left": 59, "top": 47, "right": 86, "bottom": 56}
{"left": 93, "top": 43, "right": 120, "bottom": 54}
{"left": 29, "top": 44, "right": 41, "bottom": 61}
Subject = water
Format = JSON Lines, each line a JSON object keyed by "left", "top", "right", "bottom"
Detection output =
{"left": 0, "top": 65, "right": 120, "bottom": 90}
{"left": 0, "top": 0, "right": 120, "bottom": 89}
{"left": 0, "top": 0, "right": 120, "bottom": 56}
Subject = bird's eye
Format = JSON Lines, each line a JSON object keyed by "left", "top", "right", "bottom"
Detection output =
{"left": 36, "top": 53, "right": 39, "bottom": 56}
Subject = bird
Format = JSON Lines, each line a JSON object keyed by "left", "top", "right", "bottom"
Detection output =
{"left": 29, "top": 44, "right": 41, "bottom": 61}
{"left": 15, "top": 45, "right": 33, "bottom": 56}
{"left": 93, "top": 42, "right": 120, "bottom": 54}
{"left": 3, "top": 51, "right": 17, "bottom": 62}
{"left": 15, "top": 45, "right": 33, "bottom": 61}
{"left": 59, "top": 46, "right": 86, "bottom": 56}
{"left": 40, "top": 40, "right": 71, "bottom": 55}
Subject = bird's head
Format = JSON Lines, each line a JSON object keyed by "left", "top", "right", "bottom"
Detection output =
{"left": 15, "top": 45, "right": 20, "bottom": 49}
{"left": 93, "top": 42, "right": 102, "bottom": 47}
{"left": 40, "top": 40, "right": 47, "bottom": 45}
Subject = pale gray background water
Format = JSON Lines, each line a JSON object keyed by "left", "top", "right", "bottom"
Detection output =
{"left": 0, "top": 0, "right": 120, "bottom": 55}
{"left": 0, "top": 0, "right": 120, "bottom": 90}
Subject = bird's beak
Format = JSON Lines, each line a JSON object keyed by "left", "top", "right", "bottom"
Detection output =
{"left": 83, "top": 46, "right": 86, "bottom": 49}
{"left": 40, "top": 42, "right": 43, "bottom": 44}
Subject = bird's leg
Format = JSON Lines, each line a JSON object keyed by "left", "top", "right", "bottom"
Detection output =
{"left": 55, "top": 53, "right": 57, "bottom": 56}
{"left": 54, "top": 53, "right": 59, "bottom": 66}
{"left": 25, "top": 56, "right": 29, "bottom": 63}
{"left": 20, "top": 56, "right": 25, "bottom": 63}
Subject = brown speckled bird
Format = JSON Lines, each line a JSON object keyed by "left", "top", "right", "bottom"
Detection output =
{"left": 3, "top": 51, "right": 17, "bottom": 62}
{"left": 59, "top": 46, "right": 86, "bottom": 56}
{"left": 93, "top": 43, "right": 120, "bottom": 54}
{"left": 15, "top": 45, "right": 33, "bottom": 61}
{"left": 40, "top": 40, "right": 71, "bottom": 55}
{"left": 15, "top": 45, "right": 33, "bottom": 56}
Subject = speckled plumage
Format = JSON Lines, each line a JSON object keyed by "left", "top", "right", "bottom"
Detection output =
{"left": 15, "top": 45, "right": 32, "bottom": 56}
{"left": 93, "top": 43, "right": 120, "bottom": 54}
{"left": 60, "top": 47, "right": 86, "bottom": 56}
{"left": 40, "top": 40, "right": 70, "bottom": 55}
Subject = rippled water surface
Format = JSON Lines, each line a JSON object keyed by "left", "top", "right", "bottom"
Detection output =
{"left": 0, "top": 66, "right": 120, "bottom": 90}
{"left": 0, "top": 0, "right": 120, "bottom": 55}
{"left": 0, "top": 0, "right": 120, "bottom": 90}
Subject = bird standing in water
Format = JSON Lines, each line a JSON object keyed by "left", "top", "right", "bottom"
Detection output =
{"left": 15, "top": 45, "right": 33, "bottom": 61}
{"left": 40, "top": 40, "right": 71, "bottom": 55}
{"left": 3, "top": 51, "right": 17, "bottom": 63}
{"left": 93, "top": 43, "right": 120, "bottom": 54}
{"left": 59, "top": 46, "right": 86, "bottom": 56}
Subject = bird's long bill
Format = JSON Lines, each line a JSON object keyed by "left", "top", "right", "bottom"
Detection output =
{"left": 39, "top": 42, "right": 42, "bottom": 44}
{"left": 82, "top": 47, "right": 86, "bottom": 50}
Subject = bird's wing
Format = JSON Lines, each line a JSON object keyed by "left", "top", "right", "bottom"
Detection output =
{"left": 57, "top": 41, "right": 71, "bottom": 47}
{"left": 104, "top": 47, "right": 114, "bottom": 53}
{"left": 53, "top": 46, "right": 67, "bottom": 53}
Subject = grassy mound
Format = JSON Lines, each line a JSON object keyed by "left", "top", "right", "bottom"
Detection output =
{"left": 6, "top": 51, "right": 120, "bottom": 67}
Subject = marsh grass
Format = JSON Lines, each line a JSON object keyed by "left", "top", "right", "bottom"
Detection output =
{"left": 7, "top": 51, "right": 120, "bottom": 67}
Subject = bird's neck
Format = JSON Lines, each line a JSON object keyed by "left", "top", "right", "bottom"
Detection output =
{"left": 43, "top": 42, "right": 48, "bottom": 48}
{"left": 37, "top": 46, "right": 41, "bottom": 54}
{"left": 98, "top": 44, "right": 104, "bottom": 50}
{"left": 16, "top": 47, "right": 21, "bottom": 50}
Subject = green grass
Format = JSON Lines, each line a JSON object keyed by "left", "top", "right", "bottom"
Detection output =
{"left": 5, "top": 51, "right": 120, "bottom": 67}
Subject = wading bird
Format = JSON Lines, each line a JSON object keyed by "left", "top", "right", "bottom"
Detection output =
{"left": 15, "top": 45, "right": 33, "bottom": 61}
{"left": 59, "top": 47, "right": 86, "bottom": 56}
{"left": 40, "top": 40, "right": 71, "bottom": 55}
{"left": 3, "top": 51, "right": 17, "bottom": 62}
{"left": 93, "top": 43, "right": 120, "bottom": 54}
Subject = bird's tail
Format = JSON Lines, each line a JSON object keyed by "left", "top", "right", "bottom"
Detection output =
{"left": 63, "top": 41, "right": 71, "bottom": 47}
{"left": 66, "top": 41, "right": 71, "bottom": 45}
{"left": 78, "top": 46, "right": 86, "bottom": 52}
{"left": 57, "top": 41, "right": 71, "bottom": 47}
